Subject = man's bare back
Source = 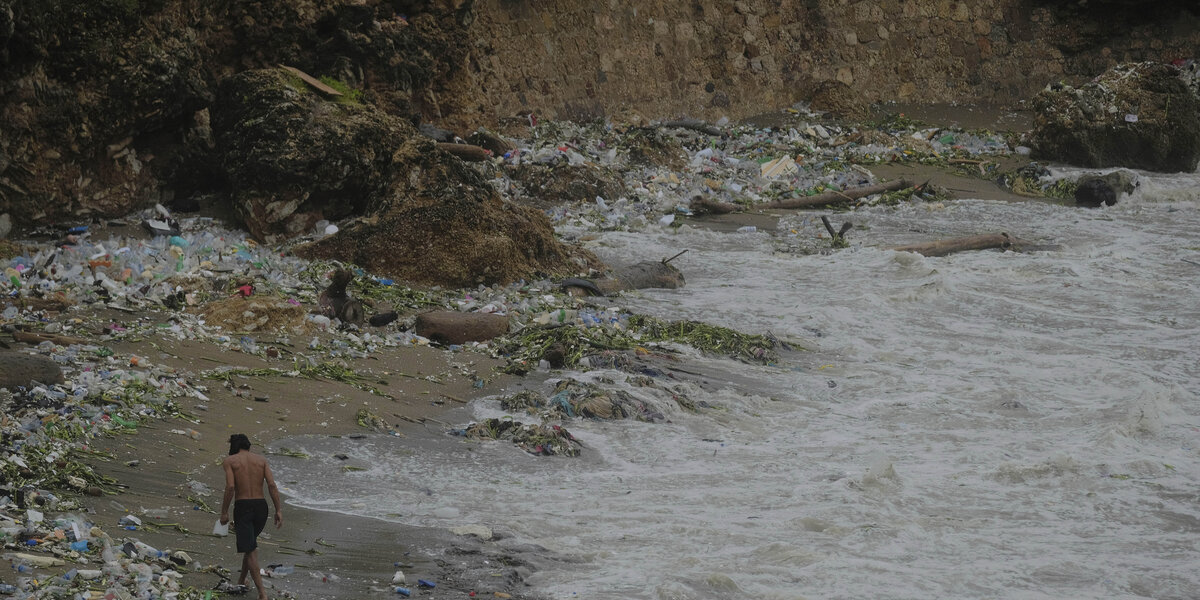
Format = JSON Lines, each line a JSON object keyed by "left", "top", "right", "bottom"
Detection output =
{"left": 223, "top": 451, "right": 272, "bottom": 500}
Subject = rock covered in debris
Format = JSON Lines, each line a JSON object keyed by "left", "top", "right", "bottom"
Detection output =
{"left": 1030, "top": 62, "right": 1200, "bottom": 172}
{"left": 0, "top": 351, "right": 64, "bottom": 389}
{"left": 289, "top": 135, "right": 599, "bottom": 287}
{"left": 216, "top": 68, "right": 599, "bottom": 288}
{"left": 453, "top": 418, "right": 582, "bottom": 456}
{"left": 1074, "top": 170, "right": 1137, "bottom": 207}
{"left": 212, "top": 68, "right": 414, "bottom": 243}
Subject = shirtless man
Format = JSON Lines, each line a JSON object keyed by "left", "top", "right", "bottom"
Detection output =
{"left": 219, "top": 434, "right": 283, "bottom": 600}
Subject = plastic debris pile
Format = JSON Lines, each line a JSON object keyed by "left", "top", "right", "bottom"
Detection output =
{"left": 484, "top": 104, "right": 1021, "bottom": 240}
{"left": 0, "top": 507, "right": 210, "bottom": 599}
{"left": 450, "top": 419, "right": 582, "bottom": 457}
{"left": 499, "top": 377, "right": 676, "bottom": 423}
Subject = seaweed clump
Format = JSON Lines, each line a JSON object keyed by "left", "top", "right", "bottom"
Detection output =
{"left": 451, "top": 418, "right": 582, "bottom": 457}
{"left": 495, "top": 314, "right": 783, "bottom": 375}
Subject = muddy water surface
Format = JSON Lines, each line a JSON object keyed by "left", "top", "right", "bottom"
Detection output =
{"left": 273, "top": 167, "right": 1200, "bottom": 600}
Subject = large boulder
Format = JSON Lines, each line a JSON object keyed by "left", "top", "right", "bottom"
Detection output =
{"left": 0, "top": 1, "right": 209, "bottom": 225}
{"left": 212, "top": 69, "right": 412, "bottom": 242}
{"left": 1074, "top": 170, "right": 1137, "bottom": 207}
{"left": 1030, "top": 62, "right": 1200, "bottom": 173}
{"left": 213, "top": 69, "right": 598, "bottom": 287}
{"left": 0, "top": 352, "right": 63, "bottom": 390}
{"left": 290, "top": 134, "right": 597, "bottom": 287}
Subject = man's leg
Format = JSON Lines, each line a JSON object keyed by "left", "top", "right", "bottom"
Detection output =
{"left": 245, "top": 548, "right": 267, "bottom": 600}
{"left": 238, "top": 552, "right": 250, "bottom": 586}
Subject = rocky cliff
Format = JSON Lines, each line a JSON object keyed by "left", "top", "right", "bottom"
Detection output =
{"left": 0, "top": 0, "right": 1196, "bottom": 229}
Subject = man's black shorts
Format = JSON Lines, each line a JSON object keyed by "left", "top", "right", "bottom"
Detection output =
{"left": 234, "top": 498, "right": 269, "bottom": 553}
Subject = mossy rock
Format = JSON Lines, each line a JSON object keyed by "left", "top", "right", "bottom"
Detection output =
{"left": 1030, "top": 62, "right": 1200, "bottom": 173}
{"left": 204, "top": 69, "right": 599, "bottom": 287}
{"left": 212, "top": 68, "right": 413, "bottom": 241}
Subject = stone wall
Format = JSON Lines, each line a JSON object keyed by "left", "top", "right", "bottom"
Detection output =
{"left": 439, "top": 0, "right": 1200, "bottom": 126}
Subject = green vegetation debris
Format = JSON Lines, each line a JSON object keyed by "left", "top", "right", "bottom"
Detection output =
{"left": 202, "top": 361, "right": 391, "bottom": 398}
{"left": 188, "top": 495, "right": 213, "bottom": 513}
{"left": 456, "top": 418, "right": 582, "bottom": 457}
{"left": 495, "top": 314, "right": 781, "bottom": 375}
{"left": 274, "top": 447, "right": 310, "bottom": 459}
{"left": 627, "top": 315, "right": 779, "bottom": 363}
{"left": 319, "top": 76, "right": 363, "bottom": 104}
{"left": 299, "top": 261, "right": 443, "bottom": 309}
{"left": 355, "top": 408, "right": 388, "bottom": 430}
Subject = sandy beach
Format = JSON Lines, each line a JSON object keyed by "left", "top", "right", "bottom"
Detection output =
{"left": 6, "top": 301, "right": 541, "bottom": 599}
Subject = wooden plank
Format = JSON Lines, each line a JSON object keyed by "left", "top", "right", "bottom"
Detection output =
{"left": 890, "top": 233, "right": 1019, "bottom": 257}
{"left": 278, "top": 65, "right": 343, "bottom": 96}
{"left": 436, "top": 143, "right": 490, "bottom": 162}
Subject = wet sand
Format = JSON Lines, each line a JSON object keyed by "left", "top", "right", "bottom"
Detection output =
{"left": 75, "top": 327, "right": 540, "bottom": 599}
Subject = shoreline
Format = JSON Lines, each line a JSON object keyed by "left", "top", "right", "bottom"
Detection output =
{"left": 0, "top": 104, "right": 1050, "bottom": 599}
{"left": 9, "top": 319, "right": 542, "bottom": 599}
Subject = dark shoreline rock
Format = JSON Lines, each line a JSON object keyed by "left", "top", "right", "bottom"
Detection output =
{"left": 1030, "top": 62, "right": 1200, "bottom": 173}
{"left": 0, "top": 351, "right": 64, "bottom": 390}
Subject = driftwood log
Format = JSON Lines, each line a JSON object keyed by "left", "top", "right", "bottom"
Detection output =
{"left": 436, "top": 142, "right": 490, "bottom": 162}
{"left": 467, "top": 128, "right": 517, "bottom": 156}
{"left": 278, "top": 65, "right": 343, "bottom": 96}
{"left": 691, "top": 179, "right": 913, "bottom": 214}
{"left": 415, "top": 311, "right": 509, "bottom": 344}
{"left": 660, "top": 119, "right": 724, "bottom": 137}
{"left": 890, "top": 233, "right": 1021, "bottom": 257}
{"left": 12, "top": 330, "right": 88, "bottom": 346}
{"left": 2, "top": 297, "right": 71, "bottom": 312}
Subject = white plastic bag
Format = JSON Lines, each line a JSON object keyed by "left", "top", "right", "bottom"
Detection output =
{"left": 212, "top": 519, "right": 229, "bottom": 536}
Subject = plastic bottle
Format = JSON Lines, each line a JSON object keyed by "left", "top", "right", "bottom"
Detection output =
{"left": 272, "top": 565, "right": 294, "bottom": 576}
{"left": 0, "top": 583, "right": 15, "bottom": 594}
{"left": 13, "top": 563, "right": 32, "bottom": 574}
{"left": 129, "top": 562, "right": 153, "bottom": 584}
{"left": 132, "top": 540, "right": 163, "bottom": 559}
